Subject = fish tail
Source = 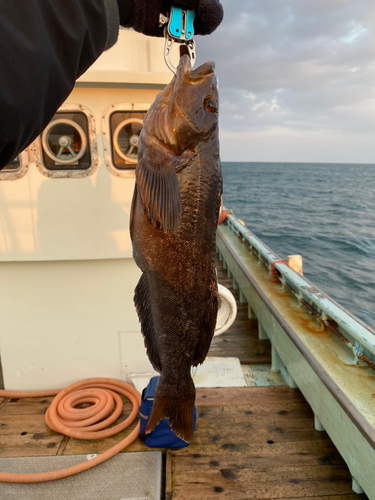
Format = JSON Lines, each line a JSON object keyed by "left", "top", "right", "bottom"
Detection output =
{"left": 146, "top": 373, "right": 196, "bottom": 443}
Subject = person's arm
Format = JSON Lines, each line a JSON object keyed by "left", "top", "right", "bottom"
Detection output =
{"left": 0, "top": 0, "right": 223, "bottom": 170}
{"left": 0, "top": 0, "right": 119, "bottom": 169}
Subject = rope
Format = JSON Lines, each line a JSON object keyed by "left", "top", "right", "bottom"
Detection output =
{"left": 0, "top": 378, "right": 141, "bottom": 483}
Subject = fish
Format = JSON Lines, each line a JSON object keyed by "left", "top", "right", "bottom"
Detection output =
{"left": 130, "top": 54, "right": 222, "bottom": 442}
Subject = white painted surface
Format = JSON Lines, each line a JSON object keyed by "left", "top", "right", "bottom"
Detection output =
{"left": 77, "top": 29, "right": 174, "bottom": 85}
{"left": 0, "top": 162, "right": 137, "bottom": 261}
{"left": 128, "top": 358, "right": 247, "bottom": 394}
{"left": 128, "top": 372, "right": 158, "bottom": 394}
{"left": 0, "top": 258, "right": 153, "bottom": 390}
{"left": 193, "top": 357, "right": 246, "bottom": 388}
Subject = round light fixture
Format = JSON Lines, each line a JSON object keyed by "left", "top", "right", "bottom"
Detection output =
{"left": 113, "top": 119, "right": 143, "bottom": 164}
{"left": 42, "top": 119, "right": 87, "bottom": 164}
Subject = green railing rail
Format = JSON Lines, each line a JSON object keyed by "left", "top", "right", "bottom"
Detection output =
{"left": 223, "top": 209, "right": 375, "bottom": 368}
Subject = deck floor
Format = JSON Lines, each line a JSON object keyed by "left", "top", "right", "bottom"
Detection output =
{"left": 0, "top": 387, "right": 369, "bottom": 499}
{"left": 208, "top": 258, "right": 272, "bottom": 364}
{"left": 170, "top": 386, "right": 369, "bottom": 500}
{"left": 0, "top": 257, "right": 369, "bottom": 499}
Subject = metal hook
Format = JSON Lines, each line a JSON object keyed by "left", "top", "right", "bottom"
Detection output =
{"left": 164, "top": 33, "right": 196, "bottom": 74}
{"left": 160, "top": 6, "right": 196, "bottom": 74}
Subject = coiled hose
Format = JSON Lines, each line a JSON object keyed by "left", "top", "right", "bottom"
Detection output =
{"left": 0, "top": 378, "right": 141, "bottom": 483}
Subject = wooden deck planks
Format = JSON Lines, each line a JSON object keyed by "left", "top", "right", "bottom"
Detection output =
{"left": 4, "top": 396, "right": 53, "bottom": 415}
{"left": 209, "top": 256, "right": 271, "bottom": 363}
{"left": 172, "top": 468, "right": 358, "bottom": 500}
{"left": 209, "top": 338, "right": 272, "bottom": 364}
{"left": 0, "top": 396, "right": 64, "bottom": 458}
{"left": 196, "top": 386, "right": 305, "bottom": 405}
{"left": 0, "top": 395, "right": 141, "bottom": 458}
{"left": 171, "top": 387, "right": 369, "bottom": 499}
{"left": 174, "top": 441, "right": 347, "bottom": 468}
{"left": 0, "top": 385, "right": 369, "bottom": 498}
{"left": 0, "top": 432, "right": 63, "bottom": 459}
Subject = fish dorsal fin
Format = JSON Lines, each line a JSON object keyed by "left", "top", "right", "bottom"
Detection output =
{"left": 135, "top": 135, "right": 182, "bottom": 233}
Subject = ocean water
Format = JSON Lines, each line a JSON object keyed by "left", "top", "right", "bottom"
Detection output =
{"left": 221, "top": 162, "right": 375, "bottom": 330}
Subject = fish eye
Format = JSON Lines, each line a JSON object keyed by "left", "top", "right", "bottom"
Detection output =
{"left": 204, "top": 97, "right": 218, "bottom": 113}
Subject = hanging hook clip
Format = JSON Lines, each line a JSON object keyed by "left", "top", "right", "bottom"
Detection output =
{"left": 159, "top": 6, "right": 196, "bottom": 74}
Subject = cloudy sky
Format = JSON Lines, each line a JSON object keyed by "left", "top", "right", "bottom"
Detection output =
{"left": 195, "top": 0, "right": 375, "bottom": 163}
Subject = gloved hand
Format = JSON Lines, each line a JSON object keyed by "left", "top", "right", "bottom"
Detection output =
{"left": 117, "top": 0, "right": 223, "bottom": 37}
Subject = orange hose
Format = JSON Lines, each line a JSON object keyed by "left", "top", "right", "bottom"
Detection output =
{"left": 0, "top": 378, "right": 141, "bottom": 483}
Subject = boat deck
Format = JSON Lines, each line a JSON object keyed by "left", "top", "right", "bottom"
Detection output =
{"left": 0, "top": 258, "right": 369, "bottom": 499}
{"left": 208, "top": 260, "right": 272, "bottom": 364}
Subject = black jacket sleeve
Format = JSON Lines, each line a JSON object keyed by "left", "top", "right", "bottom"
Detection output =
{"left": 0, "top": 0, "right": 120, "bottom": 169}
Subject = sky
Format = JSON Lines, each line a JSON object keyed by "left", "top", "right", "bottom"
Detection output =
{"left": 195, "top": 0, "right": 375, "bottom": 163}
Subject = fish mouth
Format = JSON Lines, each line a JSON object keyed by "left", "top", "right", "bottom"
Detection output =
{"left": 177, "top": 54, "right": 193, "bottom": 76}
{"left": 177, "top": 54, "right": 215, "bottom": 81}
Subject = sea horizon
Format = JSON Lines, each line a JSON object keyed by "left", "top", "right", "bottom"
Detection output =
{"left": 221, "top": 161, "right": 375, "bottom": 330}
{"left": 221, "top": 160, "right": 375, "bottom": 166}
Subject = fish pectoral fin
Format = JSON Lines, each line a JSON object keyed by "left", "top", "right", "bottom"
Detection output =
{"left": 134, "top": 273, "right": 162, "bottom": 372}
{"left": 136, "top": 155, "right": 182, "bottom": 233}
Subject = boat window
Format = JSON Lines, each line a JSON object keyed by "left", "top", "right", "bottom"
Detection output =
{"left": 41, "top": 112, "right": 91, "bottom": 171}
{"left": 3, "top": 157, "right": 21, "bottom": 172}
{"left": 102, "top": 103, "right": 150, "bottom": 178}
{"left": 110, "top": 111, "right": 147, "bottom": 170}
{"left": 0, "top": 153, "right": 28, "bottom": 181}
{"left": 35, "top": 105, "right": 98, "bottom": 179}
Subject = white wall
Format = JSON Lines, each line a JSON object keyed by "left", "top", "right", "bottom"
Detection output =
{"left": 0, "top": 258, "right": 153, "bottom": 390}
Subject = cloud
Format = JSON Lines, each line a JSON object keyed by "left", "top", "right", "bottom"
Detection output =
{"left": 195, "top": 0, "right": 375, "bottom": 162}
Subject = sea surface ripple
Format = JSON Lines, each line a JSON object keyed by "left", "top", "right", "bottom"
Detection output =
{"left": 222, "top": 162, "right": 375, "bottom": 330}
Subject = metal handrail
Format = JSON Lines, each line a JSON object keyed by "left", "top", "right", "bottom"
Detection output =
{"left": 223, "top": 210, "right": 375, "bottom": 364}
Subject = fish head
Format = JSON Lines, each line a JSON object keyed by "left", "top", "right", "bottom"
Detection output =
{"left": 169, "top": 55, "right": 219, "bottom": 152}
{"left": 142, "top": 55, "right": 219, "bottom": 155}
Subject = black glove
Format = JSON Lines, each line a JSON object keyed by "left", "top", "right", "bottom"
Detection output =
{"left": 117, "top": 0, "right": 223, "bottom": 37}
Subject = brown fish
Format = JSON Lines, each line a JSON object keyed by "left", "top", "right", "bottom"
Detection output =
{"left": 130, "top": 54, "right": 222, "bottom": 442}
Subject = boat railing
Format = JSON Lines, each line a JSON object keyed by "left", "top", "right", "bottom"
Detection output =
{"left": 217, "top": 209, "right": 375, "bottom": 497}
{"left": 224, "top": 209, "right": 375, "bottom": 370}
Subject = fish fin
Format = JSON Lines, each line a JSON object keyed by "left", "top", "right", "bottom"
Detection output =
{"left": 192, "top": 279, "right": 219, "bottom": 366}
{"left": 146, "top": 374, "right": 195, "bottom": 443}
{"left": 135, "top": 152, "right": 182, "bottom": 233}
{"left": 134, "top": 273, "right": 162, "bottom": 372}
{"left": 129, "top": 183, "right": 138, "bottom": 241}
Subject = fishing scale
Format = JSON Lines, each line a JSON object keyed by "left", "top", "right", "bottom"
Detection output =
{"left": 159, "top": 5, "right": 196, "bottom": 74}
